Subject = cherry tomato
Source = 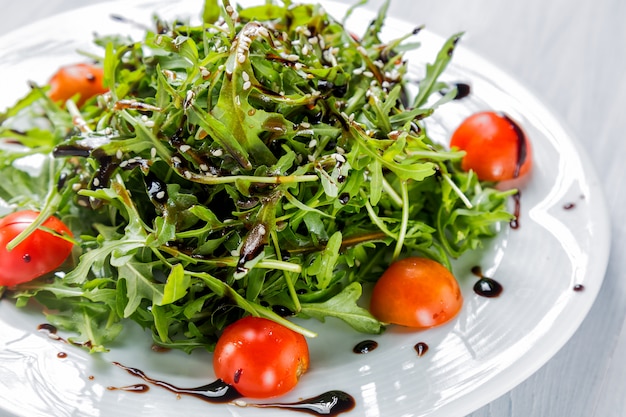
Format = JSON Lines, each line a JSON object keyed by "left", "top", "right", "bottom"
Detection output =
{"left": 449, "top": 111, "right": 532, "bottom": 182}
{"left": 369, "top": 257, "right": 463, "bottom": 328}
{"left": 0, "top": 210, "right": 73, "bottom": 286}
{"left": 47, "top": 63, "right": 108, "bottom": 107}
{"left": 213, "top": 316, "right": 309, "bottom": 398}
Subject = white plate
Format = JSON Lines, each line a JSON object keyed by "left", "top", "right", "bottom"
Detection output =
{"left": 0, "top": 1, "right": 610, "bottom": 416}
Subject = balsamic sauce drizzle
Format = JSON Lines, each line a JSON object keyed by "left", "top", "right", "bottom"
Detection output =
{"left": 112, "top": 362, "right": 356, "bottom": 416}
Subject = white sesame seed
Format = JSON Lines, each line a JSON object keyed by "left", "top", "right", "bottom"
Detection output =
{"left": 144, "top": 120, "right": 155, "bottom": 128}
{"left": 72, "top": 183, "right": 82, "bottom": 191}
{"left": 156, "top": 191, "right": 166, "bottom": 200}
{"left": 184, "top": 171, "right": 192, "bottom": 179}
{"left": 200, "top": 164, "right": 209, "bottom": 171}
{"left": 235, "top": 95, "right": 241, "bottom": 106}
{"left": 302, "top": 45, "right": 309, "bottom": 55}
{"left": 92, "top": 178, "right": 101, "bottom": 187}
{"left": 104, "top": 127, "right": 113, "bottom": 135}
{"left": 180, "top": 144, "right": 191, "bottom": 153}
{"left": 116, "top": 149, "right": 123, "bottom": 159}
{"left": 307, "top": 154, "right": 316, "bottom": 162}
{"left": 141, "top": 115, "right": 149, "bottom": 122}
{"left": 151, "top": 147, "right": 157, "bottom": 159}
{"left": 308, "top": 139, "right": 317, "bottom": 148}
{"left": 243, "top": 81, "right": 252, "bottom": 90}
{"left": 301, "top": 122, "right": 311, "bottom": 129}
{"left": 374, "top": 60, "right": 384, "bottom": 68}
{"left": 242, "top": 71, "right": 249, "bottom": 82}
{"left": 212, "top": 149, "right": 223, "bottom": 157}
{"left": 308, "top": 36, "right": 318, "bottom": 44}
{"left": 363, "top": 71, "right": 374, "bottom": 78}
{"left": 172, "top": 156, "right": 182, "bottom": 164}
{"left": 286, "top": 54, "right": 300, "bottom": 62}
{"left": 353, "top": 68, "right": 364, "bottom": 75}
{"left": 334, "top": 153, "right": 346, "bottom": 163}
{"left": 294, "top": 63, "right": 304, "bottom": 70}
{"left": 119, "top": 160, "right": 129, "bottom": 168}
{"left": 336, "top": 146, "right": 346, "bottom": 154}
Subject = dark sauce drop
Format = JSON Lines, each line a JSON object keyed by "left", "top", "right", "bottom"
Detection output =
{"left": 353, "top": 340, "right": 378, "bottom": 354}
{"left": 414, "top": 342, "right": 429, "bottom": 357}
{"left": 563, "top": 202, "right": 576, "bottom": 210}
{"left": 473, "top": 278, "right": 503, "bottom": 298}
{"left": 471, "top": 266, "right": 504, "bottom": 298}
{"left": 440, "top": 82, "right": 471, "bottom": 100}
{"left": 57, "top": 352, "right": 68, "bottom": 359}
{"left": 338, "top": 193, "right": 350, "bottom": 205}
{"left": 573, "top": 284, "right": 585, "bottom": 292}
{"left": 501, "top": 113, "right": 528, "bottom": 179}
{"left": 23, "top": 254, "right": 31, "bottom": 263}
{"left": 272, "top": 304, "right": 294, "bottom": 317}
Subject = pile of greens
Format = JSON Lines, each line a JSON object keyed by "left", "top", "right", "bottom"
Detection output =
{"left": 0, "top": 0, "right": 513, "bottom": 352}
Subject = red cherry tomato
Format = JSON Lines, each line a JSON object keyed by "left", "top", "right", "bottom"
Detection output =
{"left": 450, "top": 111, "right": 532, "bottom": 182}
{"left": 47, "top": 63, "right": 108, "bottom": 107}
{"left": 0, "top": 210, "right": 73, "bottom": 286}
{"left": 369, "top": 257, "right": 463, "bottom": 328}
{"left": 213, "top": 316, "right": 309, "bottom": 398}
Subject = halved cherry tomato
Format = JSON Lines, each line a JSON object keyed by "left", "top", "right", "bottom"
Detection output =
{"left": 0, "top": 210, "right": 73, "bottom": 286}
{"left": 450, "top": 111, "right": 532, "bottom": 182}
{"left": 369, "top": 257, "right": 463, "bottom": 328}
{"left": 213, "top": 316, "right": 309, "bottom": 398}
{"left": 47, "top": 63, "right": 108, "bottom": 107}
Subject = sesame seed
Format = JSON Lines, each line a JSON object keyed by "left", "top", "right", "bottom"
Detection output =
{"left": 141, "top": 115, "right": 149, "bottom": 122}
{"left": 144, "top": 120, "right": 155, "bottom": 128}
{"left": 72, "top": 183, "right": 82, "bottom": 191}
{"left": 179, "top": 145, "right": 191, "bottom": 153}
{"left": 119, "top": 160, "right": 129, "bottom": 168}
{"left": 334, "top": 153, "right": 346, "bottom": 163}
{"left": 363, "top": 71, "right": 374, "bottom": 78}
{"left": 336, "top": 146, "right": 346, "bottom": 154}
{"left": 242, "top": 71, "right": 249, "bottom": 81}
{"left": 116, "top": 149, "right": 123, "bottom": 159}
{"left": 184, "top": 171, "right": 192, "bottom": 179}
{"left": 156, "top": 191, "right": 166, "bottom": 200}
{"left": 92, "top": 178, "right": 101, "bottom": 187}
{"left": 308, "top": 36, "right": 318, "bottom": 44}
{"left": 212, "top": 149, "right": 224, "bottom": 157}
{"left": 151, "top": 148, "right": 157, "bottom": 159}
{"left": 172, "top": 156, "right": 182, "bottom": 164}
{"left": 307, "top": 154, "right": 316, "bottom": 162}
{"left": 308, "top": 139, "right": 317, "bottom": 148}
{"left": 353, "top": 68, "right": 364, "bottom": 75}
{"left": 286, "top": 54, "right": 300, "bottom": 62}
{"left": 104, "top": 127, "right": 113, "bottom": 135}
{"left": 243, "top": 81, "right": 252, "bottom": 90}
{"left": 199, "top": 164, "right": 209, "bottom": 171}
{"left": 302, "top": 45, "right": 309, "bottom": 55}
{"left": 301, "top": 122, "right": 311, "bottom": 129}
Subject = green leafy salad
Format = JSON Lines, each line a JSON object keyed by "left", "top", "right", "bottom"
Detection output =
{"left": 0, "top": 0, "right": 514, "bottom": 353}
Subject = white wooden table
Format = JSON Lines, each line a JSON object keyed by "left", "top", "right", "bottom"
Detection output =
{"left": 2, "top": 1, "right": 624, "bottom": 416}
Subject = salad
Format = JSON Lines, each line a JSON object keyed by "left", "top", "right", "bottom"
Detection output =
{"left": 0, "top": 0, "right": 525, "bottom": 400}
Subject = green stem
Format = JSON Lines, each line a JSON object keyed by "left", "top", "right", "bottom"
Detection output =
{"left": 392, "top": 181, "right": 409, "bottom": 261}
